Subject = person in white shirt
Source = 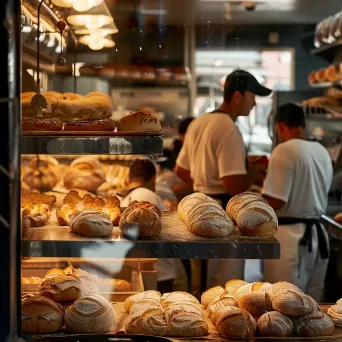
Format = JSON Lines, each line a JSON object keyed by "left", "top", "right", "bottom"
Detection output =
{"left": 121, "top": 159, "right": 178, "bottom": 293}
{"left": 263, "top": 103, "right": 333, "bottom": 301}
{"left": 175, "top": 69, "right": 272, "bottom": 288}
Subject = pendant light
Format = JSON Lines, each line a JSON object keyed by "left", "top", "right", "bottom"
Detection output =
{"left": 79, "top": 35, "right": 115, "bottom": 50}
{"left": 52, "top": 0, "right": 103, "bottom": 12}
{"left": 74, "top": 22, "right": 118, "bottom": 36}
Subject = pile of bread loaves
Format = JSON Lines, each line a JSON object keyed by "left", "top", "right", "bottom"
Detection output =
{"left": 178, "top": 192, "right": 278, "bottom": 238}
{"left": 202, "top": 280, "right": 334, "bottom": 339}
{"left": 125, "top": 290, "right": 208, "bottom": 337}
{"left": 21, "top": 266, "right": 131, "bottom": 334}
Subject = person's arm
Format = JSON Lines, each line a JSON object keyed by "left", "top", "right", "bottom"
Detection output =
{"left": 263, "top": 194, "right": 285, "bottom": 211}
{"left": 174, "top": 164, "right": 193, "bottom": 188}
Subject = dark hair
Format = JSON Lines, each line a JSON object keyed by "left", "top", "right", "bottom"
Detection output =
{"left": 223, "top": 89, "right": 245, "bottom": 103}
{"left": 178, "top": 117, "right": 194, "bottom": 135}
{"left": 129, "top": 159, "right": 156, "bottom": 182}
{"left": 275, "top": 103, "right": 306, "bottom": 128}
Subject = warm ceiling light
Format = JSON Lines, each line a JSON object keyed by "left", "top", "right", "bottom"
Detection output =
{"left": 74, "top": 23, "right": 118, "bottom": 35}
{"left": 52, "top": 0, "right": 103, "bottom": 12}
{"left": 51, "top": 0, "right": 73, "bottom": 8}
{"left": 67, "top": 14, "right": 113, "bottom": 29}
{"left": 79, "top": 35, "right": 115, "bottom": 50}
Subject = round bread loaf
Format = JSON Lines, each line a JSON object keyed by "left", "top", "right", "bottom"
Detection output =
{"left": 64, "top": 119, "right": 115, "bottom": 131}
{"left": 70, "top": 156, "right": 102, "bottom": 171}
{"left": 224, "top": 279, "right": 249, "bottom": 296}
{"left": 235, "top": 282, "right": 260, "bottom": 299}
{"left": 270, "top": 281, "right": 303, "bottom": 298}
{"left": 211, "top": 306, "right": 235, "bottom": 327}
{"left": 65, "top": 293, "right": 116, "bottom": 333}
{"left": 22, "top": 117, "right": 63, "bottom": 131}
{"left": 28, "top": 156, "right": 59, "bottom": 169}
{"left": 129, "top": 300, "right": 163, "bottom": 315}
{"left": 295, "top": 311, "right": 334, "bottom": 337}
{"left": 201, "top": 286, "right": 225, "bottom": 308}
{"left": 64, "top": 170, "right": 105, "bottom": 192}
{"left": 272, "top": 289, "right": 315, "bottom": 316}
{"left": 39, "top": 275, "right": 89, "bottom": 303}
{"left": 117, "top": 111, "right": 161, "bottom": 132}
{"left": 161, "top": 291, "right": 200, "bottom": 307}
{"left": 124, "top": 290, "right": 161, "bottom": 313}
{"left": 178, "top": 193, "right": 234, "bottom": 238}
{"left": 164, "top": 302, "right": 204, "bottom": 321}
{"left": 207, "top": 296, "right": 239, "bottom": 317}
{"left": 69, "top": 210, "right": 113, "bottom": 237}
{"left": 22, "top": 168, "right": 58, "bottom": 191}
{"left": 257, "top": 311, "right": 293, "bottom": 337}
{"left": 238, "top": 291, "right": 273, "bottom": 318}
{"left": 21, "top": 296, "right": 64, "bottom": 334}
{"left": 216, "top": 307, "right": 257, "bottom": 339}
{"left": 226, "top": 192, "right": 278, "bottom": 236}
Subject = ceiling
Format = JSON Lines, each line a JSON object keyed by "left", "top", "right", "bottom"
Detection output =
{"left": 107, "top": 0, "right": 342, "bottom": 26}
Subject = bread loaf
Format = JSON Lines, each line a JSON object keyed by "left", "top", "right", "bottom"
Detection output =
{"left": 65, "top": 294, "right": 116, "bottom": 333}
{"left": 207, "top": 296, "right": 238, "bottom": 317}
{"left": 272, "top": 289, "right": 315, "bottom": 316}
{"left": 327, "top": 305, "right": 342, "bottom": 327}
{"left": 45, "top": 268, "right": 65, "bottom": 279}
{"left": 124, "top": 290, "right": 161, "bottom": 313}
{"left": 270, "top": 281, "right": 303, "bottom": 298}
{"left": 257, "top": 311, "right": 293, "bottom": 337}
{"left": 164, "top": 302, "right": 204, "bottom": 320}
{"left": 295, "top": 311, "right": 334, "bottom": 337}
{"left": 178, "top": 193, "right": 234, "bottom": 237}
{"left": 226, "top": 192, "right": 278, "bottom": 236}
{"left": 235, "top": 282, "right": 263, "bottom": 299}
{"left": 117, "top": 111, "right": 161, "bottom": 132}
{"left": 28, "top": 156, "right": 59, "bottom": 169}
{"left": 201, "top": 286, "right": 225, "bottom": 308}
{"left": 21, "top": 296, "right": 64, "bottom": 334}
{"left": 99, "top": 279, "right": 133, "bottom": 292}
{"left": 238, "top": 291, "right": 273, "bottom": 318}
{"left": 129, "top": 300, "right": 163, "bottom": 315}
{"left": 225, "top": 279, "right": 248, "bottom": 296}
{"left": 216, "top": 307, "right": 257, "bottom": 339}
{"left": 211, "top": 306, "right": 235, "bottom": 327}
{"left": 39, "top": 275, "right": 89, "bottom": 303}
{"left": 23, "top": 168, "right": 58, "bottom": 191}
{"left": 64, "top": 170, "right": 105, "bottom": 192}
{"left": 70, "top": 210, "right": 113, "bottom": 237}
{"left": 161, "top": 291, "right": 199, "bottom": 307}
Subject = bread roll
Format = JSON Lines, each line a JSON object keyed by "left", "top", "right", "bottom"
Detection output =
{"left": 225, "top": 279, "right": 248, "bottom": 296}
{"left": 65, "top": 294, "right": 116, "bottom": 333}
{"left": 238, "top": 291, "right": 273, "bottom": 318}
{"left": 235, "top": 282, "right": 261, "bottom": 299}
{"left": 70, "top": 156, "right": 102, "bottom": 171}
{"left": 117, "top": 111, "right": 161, "bottom": 132}
{"left": 201, "top": 286, "right": 225, "bottom": 308}
{"left": 161, "top": 291, "right": 199, "bottom": 307}
{"left": 69, "top": 210, "right": 113, "bottom": 237}
{"left": 119, "top": 206, "right": 161, "bottom": 237}
{"left": 216, "top": 307, "right": 257, "bottom": 339}
{"left": 211, "top": 306, "right": 235, "bottom": 327}
{"left": 207, "top": 296, "right": 239, "bottom": 317}
{"left": 295, "top": 311, "right": 334, "bottom": 337}
{"left": 226, "top": 192, "right": 278, "bottom": 236}
{"left": 272, "top": 289, "right": 315, "bottom": 316}
{"left": 124, "top": 290, "right": 161, "bottom": 313}
{"left": 178, "top": 193, "right": 234, "bottom": 237}
{"left": 21, "top": 296, "right": 64, "bottom": 334}
{"left": 257, "top": 311, "right": 293, "bottom": 337}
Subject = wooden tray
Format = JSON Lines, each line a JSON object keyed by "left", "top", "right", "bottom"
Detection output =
{"left": 22, "top": 130, "right": 163, "bottom": 136}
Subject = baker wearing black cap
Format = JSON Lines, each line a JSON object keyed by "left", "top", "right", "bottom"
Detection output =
{"left": 262, "top": 103, "right": 333, "bottom": 301}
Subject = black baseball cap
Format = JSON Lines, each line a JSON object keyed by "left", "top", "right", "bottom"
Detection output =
{"left": 224, "top": 69, "right": 272, "bottom": 97}
{"left": 275, "top": 103, "right": 306, "bottom": 127}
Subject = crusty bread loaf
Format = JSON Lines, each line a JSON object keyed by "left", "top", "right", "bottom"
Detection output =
{"left": 216, "top": 307, "right": 257, "bottom": 339}
{"left": 272, "top": 289, "right": 315, "bottom": 316}
{"left": 270, "top": 281, "right": 303, "bottom": 298}
{"left": 201, "top": 286, "right": 225, "bottom": 308}
{"left": 161, "top": 291, "right": 200, "bottom": 307}
{"left": 207, "top": 296, "right": 238, "bottom": 317}
{"left": 164, "top": 302, "right": 204, "bottom": 320}
{"left": 117, "top": 111, "right": 161, "bottom": 132}
{"left": 238, "top": 291, "right": 273, "bottom": 318}
{"left": 64, "top": 170, "right": 105, "bottom": 192}
{"left": 45, "top": 268, "right": 65, "bottom": 279}
{"left": 21, "top": 192, "right": 56, "bottom": 209}
{"left": 295, "top": 311, "right": 334, "bottom": 337}
{"left": 211, "top": 306, "right": 235, "bottom": 327}
{"left": 28, "top": 156, "right": 59, "bottom": 169}
{"left": 39, "top": 275, "right": 89, "bottom": 303}
{"left": 70, "top": 156, "right": 102, "bottom": 171}
{"left": 119, "top": 205, "right": 161, "bottom": 237}
{"left": 257, "top": 311, "right": 293, "bottom": 337}
{"left": 225, "top": 279, "right": 249, "bottom": 296}
{"left": 69, "top": 210, "right": 113, "bottom": 237}
{"left": 124, "top": 290, "right": 161, "bottom": 313}
{"left": 129, "top": 300, "right": 163, "bottom": 315}
{"left": 65, "top": 294, "right": 116, "bottom": 333}
{"left": 21, "top": 296, "right": 64, "bottom": 334}
{"left": 226, "top": 192, "right": 278, "bottom": 236}
{"left": 178, "top": 193, "right": 234, "bottom": 238}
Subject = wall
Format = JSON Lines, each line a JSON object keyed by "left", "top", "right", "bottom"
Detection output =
{"left": 196, "top": 24, "right": 328, "bottom": 90}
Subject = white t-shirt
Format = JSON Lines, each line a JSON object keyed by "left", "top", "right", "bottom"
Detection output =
{"left": 176, "top": 113, "right": 247, "bottom": 194}
{"left": 121, "top": 187, "right": 176, "bottom": 282}
{"left": 263, "top": 139, "right": 333, "bottom": 218}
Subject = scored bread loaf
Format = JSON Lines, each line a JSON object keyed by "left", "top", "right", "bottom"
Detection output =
{"left": 178, "top": 193, "right": 234, "bottom": 237}
{"left": 270, "top": 281, "right": 303, "bottom": 298}
{"left": 211, "top": 306, "right": 235, "bottom": 327}
{"left": 272, "top": 289, "right": 315, "bottom": 316}
{"left": 207, "top": 296, "right": 239, "bottom": 317}
{"left": 216, "top": 307, "right": 257, "bottom": 339}
{"left": 164, "top": 302, "right": 204, "bottom": 320}
{"left": 161, "top": 291, "right": 200, "bottom": 307}
{"left": 295, "top": 311, "right": 334, "bottom": 337}
{"left": 124, "top": 290, "right": 161, "bottom": 313}
{"left": 257, "top": 311, "right": 293, "bottom": 337}
{"left": 201, "top": 286, "right": 226, "bottom": 308}
{"left": 21, "top": 296, "right": 64, "bottom": 334}
{"left": 235, "top": 282, "right": 265, "bottom": 299}
{"left": 225, "top": 279, "right": 248, "bottom": 296}
{"left": 238, "top": 291, "right": 273, "bottom": 318}
{"left": 129, "top": 300, "right": 163, "bottom": 315}
{"left": 226, "top": 192, "right": 278, "bottom": 236}
{"left": 65, "top": 293, "right": 116, "bottom": 333}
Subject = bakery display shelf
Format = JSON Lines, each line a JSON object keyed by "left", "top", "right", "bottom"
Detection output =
{"left": 22, "top": 212, "right": 280, "bottom": 259}
{"left": 20, "top": 135, "right": 163, "bottom": 155}
{"left": 311, "top": 40, "right": 342, "bottom": 62}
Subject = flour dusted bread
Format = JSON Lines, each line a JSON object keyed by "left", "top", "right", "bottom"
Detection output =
{"left": 124, "top": 290, "right": 161, "bottom": 312}
{"left": 207, "top": 296, "right": 238, "bottom": 317}
{"left": 226, "top": 192, "right": 278, "bottom": 236}
{"left": 65, "top": 293, "right": 116, "bottom": 333}
{"left": 295, "top": 311, "right": 334, "bottom": 337}
{"left": 257, "top": 311, "right": 293, "bottom": 337}
{"left": 129, "top": 300, "right": 163, "bottom": 315}
{"left": 225, "top": 279, "right": 248, "bottom": 296}
{"left": 117, "top": 111, "right": 161, "bottom": 132}
{"left": 270, "top": 281, "right": 303, "bottom": 298}
{"left": 238, "top": 291, "right": 273, "bottom": 318}
{"left": 201, "top": 286, "right": 225, "bottom": 308}
{"left": 164, "top": 302, "right": 204, "bottom": 320}
{"left": 161, "top": 291, "right": 199, "bottom": 307}
{"left": 178, "top": 193, "right": 234, "bottom": 237}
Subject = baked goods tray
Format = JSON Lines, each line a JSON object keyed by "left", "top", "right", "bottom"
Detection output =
{"left": 22, "top": 131, "right": 163, "bottom": 136}
{"left": 22, "top": 212, "right": 280, "bottom": 259}
{"left": 20, "top": 134, "right": 163, "bottom": 155}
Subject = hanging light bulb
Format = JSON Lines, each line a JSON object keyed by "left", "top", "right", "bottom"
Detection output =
{"left": 68, "top": 14, "right": 113, "bottom": 29}
{"left": 88, "top": 37, "right": 105, "bottom": 50}
{"left": 79, "top": 35, "right": 115, "bottom": 50}
{"left": 73, "top": 0, "right": 103, "bottom": 12}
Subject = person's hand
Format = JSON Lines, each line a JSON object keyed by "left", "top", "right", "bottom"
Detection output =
{"left": 247, "top": 163, "right": 267, "bottom": 186}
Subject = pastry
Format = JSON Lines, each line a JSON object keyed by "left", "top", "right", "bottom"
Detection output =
{"left": 64, "top": 119, "right": 115, "bottom": 131}
{"left": 124, "top": 290, "right": 161, "bottom": 313}
{"left": 178, "top": 193, "right": 234, "bottom": 237}
{"left": 65, "top": 294, "right": 116, "bottom": 333}
{"left": 325, "top": 64, "right": 341, "bottom": 82}
{"left": 21, "top": 192, "right": 56, "bottom": 209}
{"left": 237, "top": 291, "right": 273, "bottom": 318}
{"left": 301, "top": 96, "right": 341, "bottom": 108}
{"left": 295, "top": 311, "right": 334, "bottom": 337}
{"left": 201, "top": 286, "right": 225, "bottom": 308}
{"left": 21, "top": 296, "right": 64, "bottom": 334}
{"left": 226, "top": 192, "right": 278, "bottom": 236}
{"left": 22, "top": 117, "right": 63, "bottom": 131}
{"left": 21, "top": 203, "right": 50, "bottom": 227}
{"left": 117, "top": 111, "right": 161, "bottom": 132}
{"left": 257, "top": 311, "right": 293, "bottom": 337}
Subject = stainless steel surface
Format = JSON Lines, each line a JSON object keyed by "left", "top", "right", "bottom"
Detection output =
{"left": 20, "top": 135, "right": 163, "bottom": 155}
{"left": 22, "top": 212, "right": 280, "bottom": 259}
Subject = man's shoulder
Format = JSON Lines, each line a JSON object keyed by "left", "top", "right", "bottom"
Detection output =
{"left": 191, "top": 113, "right": 233, "bottom": 128}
